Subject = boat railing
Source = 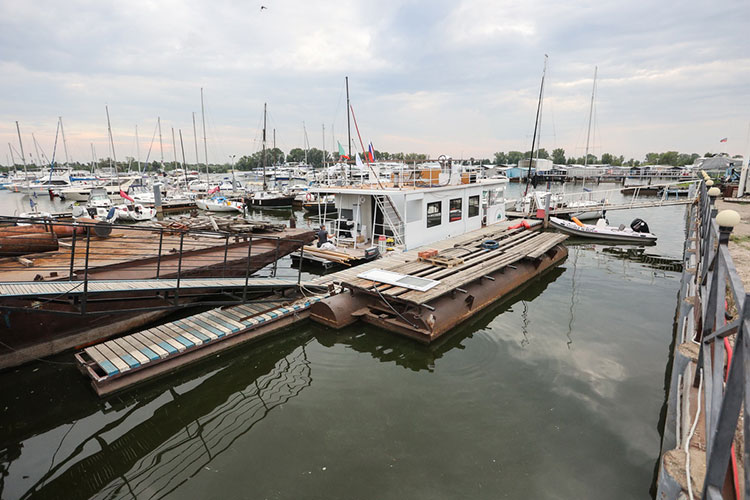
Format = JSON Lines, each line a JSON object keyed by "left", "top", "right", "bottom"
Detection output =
{"left": 663, "top": 179, "right": 749, "bottom": 499}
{"left": 0, "top": 216, "right": 310, "bottom": 315}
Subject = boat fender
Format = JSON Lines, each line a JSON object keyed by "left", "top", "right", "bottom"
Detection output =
{"left": 306, "top": 192, "right": 313, "bottom": 201}
{"left": 481, "top": 239, "right": 500, "bottom": 250}
{"left": 508, "top": 220, "right": 532, "bottom": 230}
{"left": 571, "top": 217, "right": 585, "bottom": 227}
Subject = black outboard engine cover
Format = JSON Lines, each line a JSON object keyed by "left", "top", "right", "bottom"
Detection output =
{"left": 630, "top": 218, "right": 650, "bottom": 233}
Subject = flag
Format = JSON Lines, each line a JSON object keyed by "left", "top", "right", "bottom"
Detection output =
{"left": 208, "top": 186, "right": 220, "bottom": 195}
{"left": 368, "top": 142, "right": 375, "bottom": 162}
{"left": 337, "top": 141, "right": 349, "bottom": 160}
{"left": 720, "top": 137, "right": 728, "bottom": 143}
{"left": 355, "top": 152, "right": 365, "bottom": 170}
{"left": 120, "top": 189, "right": 134, "bottom": 203}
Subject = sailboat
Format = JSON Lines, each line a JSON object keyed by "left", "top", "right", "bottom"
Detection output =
{"left": 244, "top": 103, "right": 295, "bottom": 208}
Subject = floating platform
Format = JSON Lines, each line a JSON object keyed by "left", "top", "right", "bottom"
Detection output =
{"left": 309, "top": 222, "right": 568, "bottom": 342}
{"left": 76, "top": 294, "right": 326, "bottom": 396}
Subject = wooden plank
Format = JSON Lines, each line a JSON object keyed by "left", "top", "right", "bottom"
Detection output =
{"left": 149, "top": 327, "right": 187, "bottom": 352}
{"left": 84, "top": 345, "right": 119, "bottom": 376}
{"left": 218, "top": 307, "right": 248, "bottom": 322}
{"left": 196, "top": 314, "right": 239, "bottom": 335}
{"left": 172, "top": 318, "right": 219, "bottom": 341}
{"left": 95, "top": 342, "right": 132, "bottom": 373}
{"left": 131, "top": 332, "right": 169, "bottom": 358}
{"left": 122, "top": 336, "right": 160, "bottom": 362}
{"left": 210, "top": 311, "right": 249, "bottom": 330}
{"left": 103, "top": 339, "right": 141, "bottom": 369}
{"left": 137, "top": 330, "right": 177, "bottom": 356}
{"left": 113, "top": 337, "right": 153, "bottom": 364}
{"left": 154, "top": 324, "right": 195, "bottom": 348}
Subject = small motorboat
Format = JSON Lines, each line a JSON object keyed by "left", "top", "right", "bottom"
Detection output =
{"left": 196, "top": 195, "right": 244, "bottom": 212}
{"left": 114, "top": 203, "right": 157, "bottom": 222}
{"left": 71, "top": 187, "right": 118, "bottom": 222}
{"left": 245, "top": 190, "right": 295, "bottom": 208}
{"left": 549, "top": 216, "right": 657, "bottom": 243}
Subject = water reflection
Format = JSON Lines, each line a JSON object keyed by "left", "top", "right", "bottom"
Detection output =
{"left": 8, "top": 338, "right": 312, "bottom": 500}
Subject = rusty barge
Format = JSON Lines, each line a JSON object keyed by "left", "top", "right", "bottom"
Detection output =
{"left": 0, "top": 219, "right": 314, "bottom": 370}
{"left": 73, "top": 220, "right": 568, "bottom": 396}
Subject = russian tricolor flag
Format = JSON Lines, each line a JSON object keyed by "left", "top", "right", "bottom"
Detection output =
{"left": 368, "top": 142, "right": 375, "bottom": 162}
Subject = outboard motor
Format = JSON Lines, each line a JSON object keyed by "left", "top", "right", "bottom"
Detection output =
{"left": 630, "top": 218, "right": 650, "bottom": 233}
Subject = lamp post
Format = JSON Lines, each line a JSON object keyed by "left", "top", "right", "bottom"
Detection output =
{"left": 716, "top": 209, "right": 740, "bottom": 245}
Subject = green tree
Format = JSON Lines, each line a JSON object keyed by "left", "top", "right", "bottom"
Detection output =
{"left": 494, "top": 152, "right": 508, "bottom": 164}
{"left": 658, "top": 151, "right": 679, "bottom": 166}
{"left": 644, "top": 152, "right": 660, "bottom": 164}
{"left": 601, "top": 153, "right": 614, "bottom": 165}
{"left": 551, "top": 148, "right": 566, "bottom": 164}
{"left": 507, "top": 151, "right": 525, "bottom": 165}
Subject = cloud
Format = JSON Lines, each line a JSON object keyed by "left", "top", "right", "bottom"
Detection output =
{"left": 0, "top": 0, "right": 748, "bottom": 164}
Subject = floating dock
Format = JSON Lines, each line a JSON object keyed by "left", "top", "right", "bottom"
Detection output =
{"left": 75, "top": 220, "right": 568, "bottom": 396}
{"left": 0, "top": 221, "right": 315, "bottom": 370}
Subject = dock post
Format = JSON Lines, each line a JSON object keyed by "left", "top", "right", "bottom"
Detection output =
{"left": 153, "top": 182, "right": 163, "bottom": 221}
{"left": 69, "top": 227, "right": 77, "bottom": 280}
{"left": 174, "top": 232, "right": 184, "bottom": 306}
{"left": 543, "top": 193, "right": 552, "bottom": 229}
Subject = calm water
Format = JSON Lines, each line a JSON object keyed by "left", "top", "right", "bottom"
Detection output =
{"left": 0, "top": 184, "right": 685, "bottom": 499}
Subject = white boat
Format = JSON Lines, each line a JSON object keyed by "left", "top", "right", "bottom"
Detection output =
{"left": 309, "top": 158, "right": 509, "bottom": 252}
{"left": 71, "top": 187, "right": 117, "bottom": 222}
{"left": 548, "top": 216, "right": 657, "bottom": 243}
{"left": 196, "top": 195, "right": 244, "bottom": 212}
{"left": 113, "top": 203, "right": 157, "bottom": 222}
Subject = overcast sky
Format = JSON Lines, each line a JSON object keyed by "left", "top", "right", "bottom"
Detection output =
{"left": 0, "top": 0, "right": 747, "bottom": 166}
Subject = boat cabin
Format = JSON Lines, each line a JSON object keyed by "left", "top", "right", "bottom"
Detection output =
{"left": 311, "top": 164, "right": 507, "bottom": 251}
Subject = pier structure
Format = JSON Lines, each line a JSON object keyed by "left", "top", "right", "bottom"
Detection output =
{"left": 75, "top": 219, "right": 568, "bottom": 395}
{"left": 657, "top": 180, "right": 749, "bottom": 499}
{"left": 0, "top": 217, "right": 315, "bottom": 369}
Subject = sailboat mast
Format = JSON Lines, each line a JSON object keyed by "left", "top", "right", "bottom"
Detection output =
{"left": 346, "top": 76, "right": 352, "bottom": 182}
{"left": 262, "top": 103, "right": 267, "bottom": 191}
{"left": 15, "top": 122, "right": 27, "bottom": 175}
{"left": 201, "top": 88, "right": 209, "bottom": 185}
{"left": 523, "top": 55, "right": 548, "bottom": 197}
{"left": 135, "top": 124, "right": 141, "bottom": 175}
{"left": 171, "top": 127, "right": 178, "bottom": 169}
{"left": 158, "top": 116, "right": 164, "bottom": 170}
{"left": 179, "top": 129, "right": 189, "bottom": 188}
{"left": 59, "top": 117, "right": 70, "bottom": 167}
{"left": 90, "top": 143, "right": 96, "bottom": 173}
{"left": 105, "top": 105, "right": 119, "bottom": 182}
{"left": 583, "top": 66, "right": 598, "bottom": 168}
{"left": 192, "top": 112, "right": 200, "bottom": 175}
{"left": 322, "top": 124, "right": 326, "bottom": 169}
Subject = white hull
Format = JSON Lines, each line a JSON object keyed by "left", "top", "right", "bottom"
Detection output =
{"left": 549, "top": 217, "right": 657, "bottom": 243}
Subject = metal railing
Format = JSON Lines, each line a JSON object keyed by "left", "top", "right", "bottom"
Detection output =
{"left": 687, "top": 181, "right": 749, "bottom": 499}
{"left": 0, "top": 216, "right": 310, "bottom": 315}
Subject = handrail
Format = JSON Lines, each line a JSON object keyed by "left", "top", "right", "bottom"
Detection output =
{"left": 0, "top": 215, "right": 308, "bottom": 314}
{"left": 688, "top": 180, "right": 749, "bottom": 499}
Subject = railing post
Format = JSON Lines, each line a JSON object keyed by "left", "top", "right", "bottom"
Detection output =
{"left": 243, "top": 235, "right": 253, "bottom": 301}
{"left": 174, "top": 232, "right": 184, "bottom": 306}
{"left": 272, "top": 237, "right": 280, "bottom": 277}
{"left": 81, "top": 227, "right": 91, "bottom": 315}
{"left": 156, "top": 228, "right": 164, "bottom": 279}
{"left": 69, "top": 226, "right": 77, "bottom": 281}
{"left": 297, "top": 242, "right": 304, "bottom": 286}
{"left": 222, "top": 234, "right": 230, "bottom": 278}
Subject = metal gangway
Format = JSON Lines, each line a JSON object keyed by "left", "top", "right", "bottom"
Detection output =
{"left": 0, "top": 216, "right": 318, "bottom": 315}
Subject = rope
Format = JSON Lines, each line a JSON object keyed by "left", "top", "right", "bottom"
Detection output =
{"left": 685, "top": 368, "right": 703, "bottom": 500}
{"left": 371, "top": 285, "right": 420, "bottom": 330}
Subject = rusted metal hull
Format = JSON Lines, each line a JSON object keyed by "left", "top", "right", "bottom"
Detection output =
{"left": 311, "top": 244, "right": 568, "bottom": 342}
{"left": 0, "top": 229, "right": 314, "bottom": 370}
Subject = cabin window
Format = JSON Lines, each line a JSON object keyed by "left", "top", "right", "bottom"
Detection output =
{"left": 449, "top": 198, "right": 462, "bottom": 222}
{"left": 468, "top": 195, "right": 480, "bottom": 217}
{"left": 426, "top": 201, "right": 442, "bottom": 228}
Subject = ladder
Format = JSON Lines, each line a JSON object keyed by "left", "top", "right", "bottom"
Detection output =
{"left": 374, "top": 195, "right": 404, "bottom": 246}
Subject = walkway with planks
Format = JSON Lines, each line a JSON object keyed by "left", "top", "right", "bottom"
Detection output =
{"left": 0, "top": 277, "right": 320, "bottom": 298}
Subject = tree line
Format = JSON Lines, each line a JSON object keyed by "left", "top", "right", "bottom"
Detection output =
{"left": 492, "top": 148, "right": 715, "bottom": 167}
